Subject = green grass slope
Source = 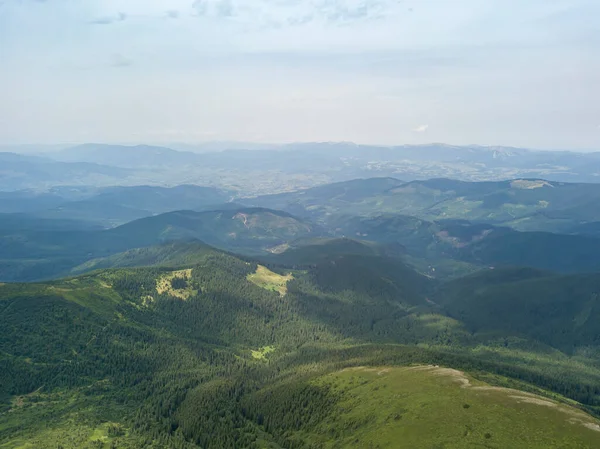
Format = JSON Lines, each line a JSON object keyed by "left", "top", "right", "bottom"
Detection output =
{"left": 246, "top": 365, "right": 600, "bottom": 448}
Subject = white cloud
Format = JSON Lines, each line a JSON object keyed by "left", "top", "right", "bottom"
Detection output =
{"left": 89, "top": 12, "right": 127, "bottom": 25}
{"left": 413, "top": 124, "right": 429, "bottom": 133}
{"left": 190, "top": 0, "right": 394, "bottom": 24}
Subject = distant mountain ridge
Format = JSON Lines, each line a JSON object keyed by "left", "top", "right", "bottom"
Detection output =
{"left": 0, "top": 151, "right": 131, "bottom": 191}
{"left": 6, "top": 176, "right": 600, "bottom": 281}
{"left": 0, "top": 184, "right": 231, "bottom": 225}
{"left": 249, "top": 177, "right": 600, "bottom": 233}
{"left": 0, "top": 206, "right": 319, "bottom": 282}
{"left": 52, "top": 143, "right": 201, "bottom": 168}
{"left": 5, "top": 141, "right": 600, "bottom": 193}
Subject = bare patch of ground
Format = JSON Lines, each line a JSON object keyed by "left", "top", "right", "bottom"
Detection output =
{"left": 582, "top": 423, "right": 600, "bottom": 432}
{"left": 247, "top": 265, "right": 293, "bottom": 296}
{"left": 511, "top": 179, "right": 553, "bottom": 189}
{"left": 509, "top": 395, "right": 557, "bottom": 408}
{"left": 267, "top": 243, "right": 290, "bottom": 254}
{"left": 156, "top": 269, "right": 195, "bottom": 300}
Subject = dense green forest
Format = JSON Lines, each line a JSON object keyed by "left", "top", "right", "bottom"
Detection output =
{"left": 4, "top": 177, "right": 600, "bottom": 447}
{"left": 2, "top": 243, "right": 600, "bottom": 448}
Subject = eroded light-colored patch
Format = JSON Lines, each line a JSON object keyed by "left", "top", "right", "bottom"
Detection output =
{"left": 267, "top": 243, "right": 290, "bottom": 254}
{"left": 510, "top": 395, "right": 557, "bottom": 408}
{"left": 582, "top": 423, "right": 600, "bottom": 432}
{"left": 156, "top": 269, "right": 195, "bottom": 300}
{"left": 247, "top": 265, "right": 293, "bottom": 296}
{"left": 141, "top": 295, "right": 155, "bottom": 307}
{"left": 511, "top": 179, "right": 553, "bottom": 189}
{"left": 251, "top": 346, "right": 275, "bottom": 360}
{"left": 436, "top": 229, "right": 492, "bottom": 248}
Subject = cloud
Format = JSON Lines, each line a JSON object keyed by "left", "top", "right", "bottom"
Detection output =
{"left": 192, "top": 0, "right": 209, "bottom": 16}
{"left": 110, "top": 53, "right": 132, "bottom": 68}
{"left": 165, "top": 10, "right": 180, "bottom": 19}
{"left": 315, "top": 0, "right": 385, "bottom": 23}
{"left": 193, "top": 0, "right": 236, "bottom": 18}
{"left": 413, "top": 124, "right": 429, "bottom": 133}
{"left": 190, "top": 0, "right": 390, "bottom": 24}
{"left": 90, "top": 12, "right": 127, "bottom": 25}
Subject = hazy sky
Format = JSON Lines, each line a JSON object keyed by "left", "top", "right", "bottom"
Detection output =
{"left": 1, "top": 0, "right": 599, "bottom": 149}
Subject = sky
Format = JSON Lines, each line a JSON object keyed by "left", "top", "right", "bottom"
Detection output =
{"left": 0, "top": 0, "right": 599, "bottom": 150}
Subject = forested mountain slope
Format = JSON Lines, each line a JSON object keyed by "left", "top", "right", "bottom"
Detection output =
{"left": 0, "top": 207, "right": 318, "bottom": 282}
{"left": 434, "top": 267, "right": 600, "bottom": 352}
{"left": 249, "top": 177, "right": 600, "bottom": 233}
{"left": 331, "top": 214, "right": 600, "bottom": 274}
{"left": 2, "top": 244, "right": 600, "bottom": 448}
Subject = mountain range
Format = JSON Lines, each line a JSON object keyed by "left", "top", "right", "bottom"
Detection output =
{"left": 3, "top": 164, "right": 600, "bottom": 447}
{"left": 4, "top": 142, "right": 600, "bottom": 194}
{"left": 6, "top": 177, "right": 600, "bottom": 283}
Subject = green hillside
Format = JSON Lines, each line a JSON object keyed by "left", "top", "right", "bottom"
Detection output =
{"left": 69, "top": 240, "right": 218, "bottom": 274}
{"left": 0, "top": 185, "right": 231, "bottom": 227}
{"left": 250, "top": 177, "right": 600, "bottom": 233}
{"left": 0, "top": 207, "right": 318, "bottom": 282}
{"left": 5, "top": 177, "right": 600, "bottom": 447}
{"left": 434, "top": 267, "right": 600, "bottom": 352}
{"left": 249, "top": 177, "right": 405, "bottom": 219}
{"left": 246, "top": 366, "right": 600, "bottom": 448}
{"left": 7, "top": 177, "right": 600, "bottom": 283}
{"left": 263, "top": 237, "right": 405, "bottom": 266}
{"left": 105, "top": 207, "right": 317, "bottom": 254}
{"left": 2, "top": 244, "right": 600, "bottom": 447}
{"left": 331, "top": 214, "right": 600, "bottom": 274}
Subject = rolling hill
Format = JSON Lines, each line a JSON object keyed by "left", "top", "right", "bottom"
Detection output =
{"left": 9, "top": 142, "right": 600, "bottom": 193}
{"left": 0, "top": 185, "right": 231, "bottom": 226}
{"left": 50, "top": 143, "right": 201, "bottom": 168}
{"left": 248, "top": 365, "right": 600, "bottom": 448}
{"left": 249, "top": 177, "right": 600, "bottom": 233}
{"left": 106, "top": 207, "right": 318, "bottom": 255}
{"left": 330, "top": 214, "right": 600, "bottom": 274}
{"left": 2, "top": 243, "right": 600, "bottom": 447}
{"left": 434, "top": 267, "right": 600, "bottom": 352}
{"left": 248, "top": 177, "right": 405, "bottom": 221}
{"left": 6, "top": 193, "right": 600, "bottom": 284}
{"left": 0, "top": 152, "right": 131, "bottom": 191}
{"left": 69, "top": 240, "right": 217, "bottom": 274}
{"left": 0, "top": 207, "right": 319, "bottom": 282}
